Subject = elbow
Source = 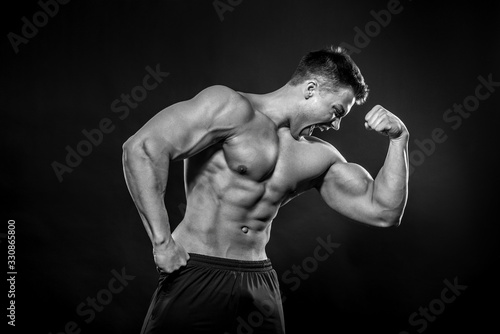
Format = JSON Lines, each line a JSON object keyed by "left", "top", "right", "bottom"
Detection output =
{"left": 122, "top": 134, "right": 147, "bottom": 154}
{"left": 122, "top": 135, "right": 170, "bottom": 167}
{"left": 378, "top": 216, "right": 402, "bottom": 228}
{"left": 122, "top": 134, "right": 155, "bottom": 155}
{"left": 122, "top": 135, "right": 151, "bottom": 168}
{"left": 122, "top": 136, "right": 134, "bottom": 153}
{"left": 371, "top": 210, "right": 403, "bottom": 228}
{"left": 370, "top": 196, "right": 407, "bottom": 228}
{"left": 122, "top": 136, "right": 141, "bottom": 165}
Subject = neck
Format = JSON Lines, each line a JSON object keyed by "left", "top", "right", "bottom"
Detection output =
{"left": 247, "top": 84, "right": 300, "bottom": 129}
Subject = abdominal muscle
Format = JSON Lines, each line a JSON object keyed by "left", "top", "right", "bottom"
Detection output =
{"left": 171, "top": 155, "right": 284, "bottom": 261}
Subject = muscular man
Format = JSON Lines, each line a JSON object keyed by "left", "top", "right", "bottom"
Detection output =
{"left": 123, "top": 46, "right": 409, "bottom": 333}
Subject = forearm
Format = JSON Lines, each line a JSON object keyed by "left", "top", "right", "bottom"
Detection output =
{"left": 372, "top": 134, "right": 409, "bottom": 224}
{"left": 122, "top": 139, "right": 172, "bottom": 247}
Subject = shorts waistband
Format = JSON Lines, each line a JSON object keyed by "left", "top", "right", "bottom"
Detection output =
{"left": 188, "top": 253, "right": 273, "bottom": 272}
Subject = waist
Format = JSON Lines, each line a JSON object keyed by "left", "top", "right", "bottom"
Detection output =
{"left": 187, "top": 253, "right": 273, "bottom": 272}
{"left": 172, "top": 217, "right": 271, "bottom": 260}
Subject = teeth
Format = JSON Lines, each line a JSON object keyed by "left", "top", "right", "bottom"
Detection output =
{"left": 306, "top": 124, "right": 333, "bottom": 136}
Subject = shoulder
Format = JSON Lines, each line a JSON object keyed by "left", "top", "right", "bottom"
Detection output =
{"left": 193, "top": 85, "right": 241, "bottom": 102}
{"left": 192, "top": 85, "right": 254, "bottom": 123}
{"left": 299, "top": 135, "right": 347, "bottom": 165}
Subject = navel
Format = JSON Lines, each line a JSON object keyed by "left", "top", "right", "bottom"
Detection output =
{"left": 237, "top": 165, "right": 248, "bottom": 174}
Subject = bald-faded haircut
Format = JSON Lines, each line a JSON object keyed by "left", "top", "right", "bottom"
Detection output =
{"left": 289, "top": 46, "right": 369, "bottom": 105}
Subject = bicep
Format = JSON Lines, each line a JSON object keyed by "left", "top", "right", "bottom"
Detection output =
{"left": 316, "top": 161, "right": 379, "bottom": 225}
{"left": 127, "top": 86, "right": 250, "bottom": 161}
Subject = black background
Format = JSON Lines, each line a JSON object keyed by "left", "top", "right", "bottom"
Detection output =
{"left": 4, "top": 0, "right": 500, "bottom": 333}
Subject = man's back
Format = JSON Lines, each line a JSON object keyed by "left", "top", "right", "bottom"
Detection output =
{"left": 171, "top": 86, "right": 339, "bottom": 260}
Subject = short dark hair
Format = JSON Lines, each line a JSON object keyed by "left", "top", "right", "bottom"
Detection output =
{"left": 288, "top": 46, "right": 369, "bottom": 105}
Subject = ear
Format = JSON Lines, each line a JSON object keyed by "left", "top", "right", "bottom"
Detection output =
{"left": 304, "top": 80, "right": 318, "bottom": 99}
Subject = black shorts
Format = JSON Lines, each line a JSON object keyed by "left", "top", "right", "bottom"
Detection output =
{"left": 140, "top": 253, "right": 286, "bottom": 334}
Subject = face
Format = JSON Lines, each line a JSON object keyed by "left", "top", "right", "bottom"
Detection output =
{"left": 295, "top": 82, "right": 356, "bottom": 138}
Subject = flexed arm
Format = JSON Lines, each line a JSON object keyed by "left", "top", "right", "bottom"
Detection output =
{"left": 316, "top": 105, "right": 409, "bottom": 227}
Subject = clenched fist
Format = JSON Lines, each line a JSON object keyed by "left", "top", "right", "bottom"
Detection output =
{"left": 153, "top": 238, "right": 190, "bottom": 274}
{"left": 364, "top": 105, "right": 408, "bottom": 140}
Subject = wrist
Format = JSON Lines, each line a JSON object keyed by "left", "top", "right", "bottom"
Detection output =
{"left": 152, "top": 235, "right": 173, "bottom": 251}
{"left": 389, "top": 128, "right": 409, "bottom": 143}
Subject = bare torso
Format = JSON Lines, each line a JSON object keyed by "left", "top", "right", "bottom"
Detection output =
{"left": 172, "top": 93, "right": 337, "bottom": 260}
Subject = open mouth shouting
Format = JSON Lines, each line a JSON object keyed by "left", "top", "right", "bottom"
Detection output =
{"left": 300, "top": 123, "right": 336, "bottom": 137}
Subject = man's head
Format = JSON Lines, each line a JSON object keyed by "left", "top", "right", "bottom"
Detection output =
{"left": 287, "top": 46, "right": 369, "bottom": 138}
{"left": 288, "top": 46, "right": 369, "bottom": 105}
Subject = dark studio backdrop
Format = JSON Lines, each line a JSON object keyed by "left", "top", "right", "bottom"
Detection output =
{"left": 4, "top": 0, "right": 500, "bottom": 333}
